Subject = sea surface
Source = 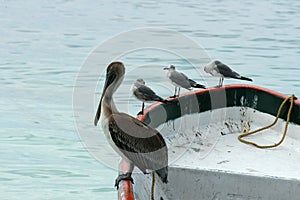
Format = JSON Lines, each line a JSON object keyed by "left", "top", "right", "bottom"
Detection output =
{"left": 1, "top": 0, "right": 300, "bottom": 199}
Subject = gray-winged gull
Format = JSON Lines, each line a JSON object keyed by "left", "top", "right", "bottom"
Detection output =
{"left": 204, "top": 60, "right": 252, "bottom": 87}
{"left": 163, "top": 65, "right": 206, "bottom": 98}
{"left": 131, "top": 78, "right": 168, "bottom": 115}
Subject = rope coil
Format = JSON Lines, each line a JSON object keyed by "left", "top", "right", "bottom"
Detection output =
{"left": 238, "top": 94, "right": 295, "bottom": 149}
{"left": 151, "top": 173, "right": 155, "bottom": 200}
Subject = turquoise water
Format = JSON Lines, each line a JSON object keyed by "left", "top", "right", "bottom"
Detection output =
{"left": 1, "top": 1, "right": 300, "bottom": 199}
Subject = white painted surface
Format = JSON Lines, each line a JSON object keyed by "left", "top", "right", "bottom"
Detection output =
{"left": 133, "top": 107, "right": 300, "bottom": 200}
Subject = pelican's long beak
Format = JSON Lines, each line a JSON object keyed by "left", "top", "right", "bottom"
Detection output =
{"left": 163, "top": 67, "right": 169, "bottom": 70}
{"left": 94, "top": 71, "right": 116, "bottom": 126}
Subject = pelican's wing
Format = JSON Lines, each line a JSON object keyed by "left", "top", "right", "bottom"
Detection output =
{"left": 215, "top": 62, "right": 240, "bottom": 78}
{"left": 108, "top": 113, "right": 168, "bottom": 172}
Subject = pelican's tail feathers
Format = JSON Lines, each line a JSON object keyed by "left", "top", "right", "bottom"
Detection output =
{"left": 155, "top": 167, "right": 168, "bottom": 183}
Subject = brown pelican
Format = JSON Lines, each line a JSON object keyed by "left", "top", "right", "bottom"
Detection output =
{"left": 131, "top": 78, "right": 168, "bottom": 115}
{"left": 163, "top": 65, "right": 206, "bottom": 98}
{"left": 204, "top": 60, "right": 252, "bottom": 87}
{"left": 94, "top": 62, "right": 168, "bottom": 188}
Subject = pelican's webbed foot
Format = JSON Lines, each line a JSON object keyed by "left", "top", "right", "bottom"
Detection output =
{"left": 115, "top": 172, "right": 134, "bottom": 189}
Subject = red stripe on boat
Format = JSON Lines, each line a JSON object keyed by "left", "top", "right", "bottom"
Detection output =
{"left": 118, "top": 160, "right": 135, "bottom": 200}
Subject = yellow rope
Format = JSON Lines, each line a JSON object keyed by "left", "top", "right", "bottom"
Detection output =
{"left": 151, "top": 173, "right": 155, "bottom": 200}
{"left": 238, "top": 94, "right": 295, "bottom": 149}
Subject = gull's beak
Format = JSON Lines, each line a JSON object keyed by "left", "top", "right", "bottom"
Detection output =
{"left": 94, "top": 71, "right": 116, "bottom": 126}
{"left": 163, "top": 67, "right": 169, "bottom": 70}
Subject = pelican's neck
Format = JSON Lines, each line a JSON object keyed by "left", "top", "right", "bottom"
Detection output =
{"left": 101, "top": 75, "right": 123, "bottom": 118}
{"left": 101, "top": 91, "right": 118, "bottom": 118}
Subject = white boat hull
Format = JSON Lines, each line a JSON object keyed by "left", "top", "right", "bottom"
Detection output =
{"left": 132, "top": 107, "right": 300, "bottom": 200}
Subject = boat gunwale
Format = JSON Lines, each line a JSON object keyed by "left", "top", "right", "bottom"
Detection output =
{"left": 137, "top": 84, "right": 300, "bottom": 124}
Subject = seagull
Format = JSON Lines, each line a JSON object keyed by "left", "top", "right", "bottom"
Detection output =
{"left": 163, "top": 65, "right": 206, "bottom": 98}
{"left": 131, "top": 79, "right": 168, "bottom": 115}
{"left": 94, "top": 62, "right": 168, "bottom": 188}
{"left": 204, "top": 60, "right": 252, "bottom": 87}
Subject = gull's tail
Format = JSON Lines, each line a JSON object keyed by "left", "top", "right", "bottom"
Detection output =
{"left": 154, "top": 95, "right": 169, "bottom": 104}
{"left": 239, "top": 76, "right": 252, "bottom": 82}
{"left": 189, "top": 79, "right": 206, "bottom": 89}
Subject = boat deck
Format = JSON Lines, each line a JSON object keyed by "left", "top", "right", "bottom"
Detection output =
{"left": 163, "top": 107, "right": 300, "bottom": 181}
{"left": 131, "top": 108, "right": 300, "bottom": 200}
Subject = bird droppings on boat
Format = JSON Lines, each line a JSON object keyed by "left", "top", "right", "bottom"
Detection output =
{"left": 217, "top": 160, "right": 229, "bottom": 165}
{"left": 195, "top": 131, "right": 202, "bottom": 137}
{"left": 240, "top": 107, "right": 252, "bottom": 132}
{"left": 252, "top": 95, "right": 258, "bottom": 109}
{"left": 240, "top": 96, "right": 248, "bottom": 106}
{"left": 246, "top": 168, "right": 259, "bottom": 173}
{"left": 166, "top": 120, "right": 176, "bottom": 131}
{"left": 224, "top": 122, "right": 231, "bottom": 130}
{"left": 191, "top": 147, "right": 201, "bottom": 152}
{"left": 233, "top": 90, "right": 237, "bottom": 105}
{"left": 221, "top": 118, "right": 242, "bottom": 135}
{"left": 156, "top": 114, "right": 223, "bottom": 162}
